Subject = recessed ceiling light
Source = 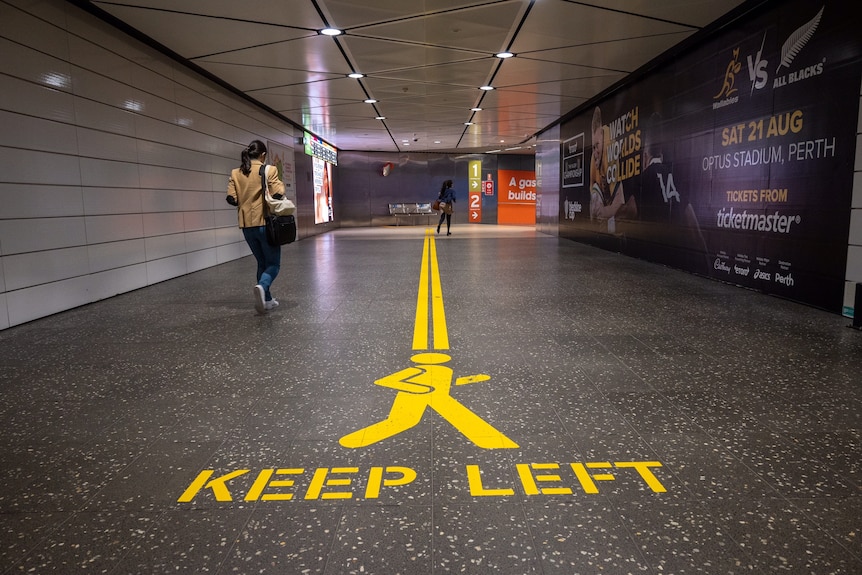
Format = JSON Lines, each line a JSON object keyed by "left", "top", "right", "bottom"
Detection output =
{"left": 375, "top": 116, "right": 386, "bottom": 120}
{"left": 479, "top": 85, "right": 494, "bottom": 91}
{"left": 348, "top": 72, "right": 364, "bottom": 79}
{"left": 495, "top": 51, "right": 515, "bottom": 59}
{"left": 471, "top": 107, "right": 482, "bottom": 112}
{"left": 364, "top": 99, "right": 377, "bottom": 104}
{"left": 434, "top": 140, "right": 441, "bottom": 144}
{"left": 464, "top": 122, "right": 474, "bottom": 126}
{"left": 320, "top": 28, "right": 342, "bottom": 36}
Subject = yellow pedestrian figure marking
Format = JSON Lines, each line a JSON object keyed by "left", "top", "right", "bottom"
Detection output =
{"left": 340, "top": 230, "right": 518, "bottom": 449}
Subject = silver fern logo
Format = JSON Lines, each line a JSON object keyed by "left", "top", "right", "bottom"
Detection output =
{"left": 776, "top": 6, "right": 824, "bottom": 73}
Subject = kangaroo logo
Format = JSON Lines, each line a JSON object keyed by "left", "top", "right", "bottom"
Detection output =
{"left": 715, "top": 47, "right": 742, "bottom": 99}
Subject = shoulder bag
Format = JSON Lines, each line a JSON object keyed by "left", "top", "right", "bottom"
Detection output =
{"left": 260, "top": 165, "right": 297, "bottom": 245}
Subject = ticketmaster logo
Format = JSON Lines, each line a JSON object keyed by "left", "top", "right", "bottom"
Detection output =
{"left": 716, "top": 207, "right": 801, "bottom": 233}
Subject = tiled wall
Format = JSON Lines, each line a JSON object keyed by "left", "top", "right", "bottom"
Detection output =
{"left": 0, "top": 0, "right": 297, "bottom": 330}
{"left": 846, "top": 79, "right": 862, "bottom": 318}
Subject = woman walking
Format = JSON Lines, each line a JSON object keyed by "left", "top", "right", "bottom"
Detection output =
{"left": 226, "top": 140, "right": 285, "bottom": 314}
{"left": 436, "top": 179, "right": 456, "bottom": 235}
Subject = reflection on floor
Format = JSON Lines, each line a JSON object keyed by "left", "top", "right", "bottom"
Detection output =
{"left": 1, "top": 225, "right": 860, "bottom": 574}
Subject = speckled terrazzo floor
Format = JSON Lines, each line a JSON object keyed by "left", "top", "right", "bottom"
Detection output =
{"left": 1, "top": 225, "right": 861, "bottom": 575}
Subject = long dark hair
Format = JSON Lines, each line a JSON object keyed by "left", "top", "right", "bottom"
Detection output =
{"left": 439, "top": 179, "right": 452, "bottom": 196}
{"left": 240, "top": 140, "right": 267, "bottom": 176}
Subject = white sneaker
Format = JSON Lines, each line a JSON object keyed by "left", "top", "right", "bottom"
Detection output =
{"left": 265, "top": 298, "right": 279, "bottom": 310}
{"left": 253, "top": 285, "right": 266, "bottom": 314}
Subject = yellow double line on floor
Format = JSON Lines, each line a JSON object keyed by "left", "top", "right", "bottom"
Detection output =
{"left": 412, "top": 229, "right": 449, "bottom": 351}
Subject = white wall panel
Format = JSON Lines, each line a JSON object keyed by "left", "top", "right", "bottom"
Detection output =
{"left": 136, "top": 140, "right": 212, "bottom": 172}
{"left": 216, "top": 241, "right": 250, "bottom": 264}
{"left": 68, "top": 35, "right": 132, "bottom": 85}
{"left": 89, "top": 263, "right": 148, "bottom": 301}
{"left": 0, "top": 110, "right": 78, "bottom": 154}
{"left": 85, "top": 214, "right": 144, "bottom": 244}
{"left": 142, "top": 211, "right": 184, "bottom": 236}
{"left": 4, "top": 0, "right": 68, "bottom": 31}
{"left": 7, "top": 274, "right": 92, "bottom": 326}
{"left": 215, "top": 227, "right": 244, "bottom": 247}
{"left": 0, "top": 37, "right": 73, "bottom": 90}
{"left": 88, "top": 239, "right": 146, "bottom": 273}
{"left": 141, "top": 189, "right": 184, "bottom": 213}
{"left": 135, "top": 115, "right": 199, "bottom": 152}
{"left": 0, "top": 217, "right": 87, "bottom": 254}
{"left": 846, "top": 246, "right": 862, "bottom": 283}
{"left": 0, "top": 184, "right": 85, "bottom": 218}
{"left": 82, "top": 187, "right": 143, "bottom": 216}
{"left": 0, "top": 75, "right": 76, "bottom": 124}
{"left": 214, "top": 209, "right": 237, "bottom": 229}
{"left": 76, "top": 127, "right": 139, "bottom": 163}
{"left": 0, "top": 293, "right": 8, "bottom": 330}
{"left": 0, "top": 3, "right": 68, "bottom": 57}
{"left": 3, "top": 246, "right": 89, "bottom": 291}
{"left": 139, "top": 164, "right": 210, "bottom": 192}
{"left": 79, "top": 158, "right": 141, "bottom": 188}
{"left": 2, "top": 147, "right": 82, "bottom": 186}
{"left": 184, "top": 211, "right": 215, "bottom": 233}
{"left": 70, "top": 65, "right": 138, "bottom": 111}
{"left": 850, "top": 210, "right": 862, "bottom": 246}
{"left": 146, "top": 254, "right": 187, "bottom": 285}
{"left": 187, "top": 247, "right": 218, "bottom": 273}
{"left": 144, "top": 233, "right": 186, "bottom": 261}
{"left": 185, "top": 229, "right": 215, "bottom": 252}
{"left": 73, "top": 98, "right": 136, "bottom": 137}
{"left": 185, "top": 191, "right": 215, "bottom": 212}
{"left": 130, "top": 64, "right": 176, "bottom": 101}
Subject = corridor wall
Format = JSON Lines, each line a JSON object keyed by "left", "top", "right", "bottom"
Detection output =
{"left": 542, "top": 0, "right": 862, "bottom": 316}
{"left": 0, "top": 0, "right": 301, "bottom": 329}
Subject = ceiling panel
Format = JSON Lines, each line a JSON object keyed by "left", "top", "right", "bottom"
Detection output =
{"left": 351, "top": 1, "right": 527, "bottom": 52}
{"left": 317, "top": 0, "right": 512, "bottom": 29}
{"left": 93, "top": 0, "right": 325, "bottom": 28}
{"left": 521, "top": 34, "right": 694, "bottom": 74}
{"left": 587, "top": 0, "right": 747, "bottom": 27}
{"left": 196, "top": 36, "right": 351, "bottom": 76}
{"left": 81, "top": 0, "right": 748, "bottom": 154}
{"left": 92, "top": 4, "right": 308, "bottom": 58}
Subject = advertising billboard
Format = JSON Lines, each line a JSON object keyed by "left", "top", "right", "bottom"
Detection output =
{"left": 559, "top": 0, "right": 861, "bottom": 312}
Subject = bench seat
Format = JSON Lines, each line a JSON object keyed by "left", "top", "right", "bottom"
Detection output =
{"left": 387, "top": 202, "right": 436, "bottom": 225}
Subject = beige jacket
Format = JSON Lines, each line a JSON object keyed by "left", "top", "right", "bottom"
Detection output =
{"left": 227, "top": 160, "right": 286, "bottom": 228}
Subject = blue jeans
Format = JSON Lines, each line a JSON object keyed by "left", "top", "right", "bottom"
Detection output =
{"left": 242, "top": 226, "right": 281, "bottom": 301}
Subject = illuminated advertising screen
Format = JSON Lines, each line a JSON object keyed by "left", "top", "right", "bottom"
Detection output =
{"left": 304, "top": 132, "right": 337, "bottom": 165}
{"left": 304, "top": 132, "right": 336, "bottom": 224}
{"left": 312, "top": 156, "right": 333, "bottom": 224}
